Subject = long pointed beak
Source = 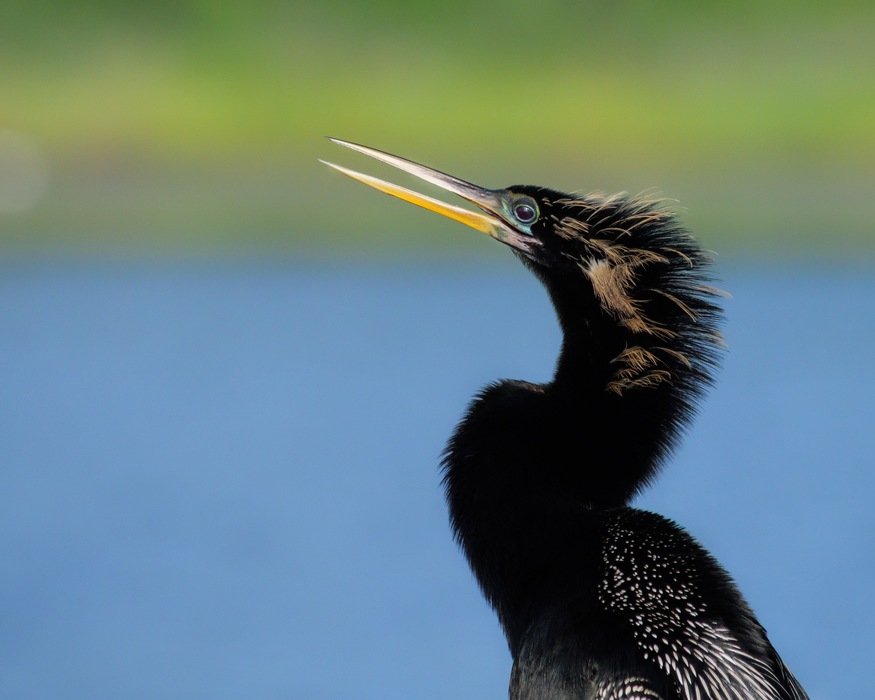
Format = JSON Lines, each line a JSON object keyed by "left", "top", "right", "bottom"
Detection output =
{"left": 321, "top": 138, "right": 539, "bottom": 253}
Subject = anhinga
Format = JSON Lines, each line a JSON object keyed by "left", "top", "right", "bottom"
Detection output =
{"left": 322, "top": 138, "right": 808, "bottom": 700}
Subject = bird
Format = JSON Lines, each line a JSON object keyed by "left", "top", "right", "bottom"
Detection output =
{"left": 321, "top": 138, "right": 809, "bottom": 700}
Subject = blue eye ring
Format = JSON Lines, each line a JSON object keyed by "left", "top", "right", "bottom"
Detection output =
{"left": 513, "top": 199, "right": 538, "bottom": 224}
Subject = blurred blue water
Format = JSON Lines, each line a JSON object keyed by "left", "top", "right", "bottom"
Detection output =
{"left": 0, "top": 256, "right": 872, "bottom": 699}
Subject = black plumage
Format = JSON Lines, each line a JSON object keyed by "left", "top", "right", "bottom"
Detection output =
{"left": 322, "top": 140, "right": 808, "bottom": 700}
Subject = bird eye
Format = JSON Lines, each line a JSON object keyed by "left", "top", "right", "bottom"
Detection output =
{"left": 513, "top": 201, "right": 538, "bottom": 224}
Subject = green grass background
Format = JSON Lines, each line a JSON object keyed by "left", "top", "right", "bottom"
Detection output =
{"left": 1, "top": 0, "right": 873, "bottom": 255}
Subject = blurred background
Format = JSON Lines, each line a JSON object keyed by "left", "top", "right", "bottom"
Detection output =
{"left": 1, "top": 1, "right": 873, "bottom": 698}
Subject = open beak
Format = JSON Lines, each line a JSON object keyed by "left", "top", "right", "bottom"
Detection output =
{"left": 320, "top": 138, "right": 539, "bottom": 254}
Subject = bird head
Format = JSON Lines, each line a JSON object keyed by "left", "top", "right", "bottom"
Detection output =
{"left": 323, "top": 138, "right": 721, "bottom": 388}
{"left": 323, "top": 139, "right": 724, "bottom": 487}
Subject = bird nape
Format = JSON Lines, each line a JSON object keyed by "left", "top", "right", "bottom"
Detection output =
{"left": 322, "top": 138, "right": 809, "bottom": 700}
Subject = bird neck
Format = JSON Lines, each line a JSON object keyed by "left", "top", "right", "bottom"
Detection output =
{"left": 544, "top": 376, "right": 666, "bottom": 508}
{"left": 540, "top": 268, "right": 686, "bottom": 502}
{"left": 533, "top": 261, "right": 618, "bottom": 389}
